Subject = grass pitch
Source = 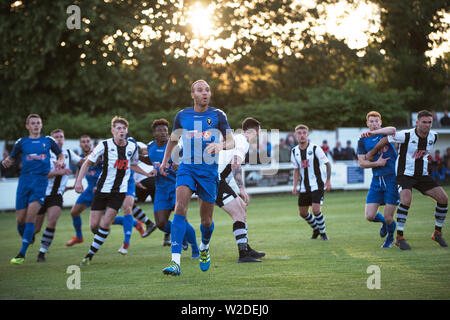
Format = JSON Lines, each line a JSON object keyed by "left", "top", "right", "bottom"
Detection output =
{"left": 0, "top": 188, "right": 449, "bottom": 300}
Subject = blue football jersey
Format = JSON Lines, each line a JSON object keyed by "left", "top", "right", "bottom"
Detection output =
{"left": 81, "top": 154, "right": 102, "bottom": 187}
{"left": 10, "top": 135, "right": 62, "bottom": 176}
{"left": 357, "top": 134, "right": 397, "bottom": 177}
{"left": 148, "top": 141, "right": 176, "bottom": 191}
{"left": 172, "top": 106, "right": 231, "bottom": 170}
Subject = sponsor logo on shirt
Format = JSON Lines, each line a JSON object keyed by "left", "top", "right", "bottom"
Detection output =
{"left": 114, "top": 159, "right": 129, "bottom": 170}
{"left": 26, "top": 154, "right": 46, "bottom": 161}
{"left": 186, "top": 130, "right": 212, "bottom": 139}
{"left": 412, "top": 150, "right": 428, "bottom": 159}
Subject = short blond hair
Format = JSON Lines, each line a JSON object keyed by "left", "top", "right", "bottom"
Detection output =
{"left": 51, "top": 129, "right": 64, "bottom": 136}
{"left": 191, "top": 79, "right": 208, "bottom": 92}
{"left": 295, "top": 124, "right": 309, "bottom": 132}
{"left": 111, "top": 116, "right": 129, "bottom": 128}
{"left": 26, "top": 114, "right": 41, "bottom": 124}
{"left": 366, "top": 111, "right": 381, "bottom": 121}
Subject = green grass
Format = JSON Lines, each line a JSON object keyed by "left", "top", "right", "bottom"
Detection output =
{"left": 0, "top": 188, "right": 449, "bottom": 300}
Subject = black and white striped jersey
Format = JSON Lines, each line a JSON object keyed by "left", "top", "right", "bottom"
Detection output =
{"left": 218, "top": 134, "right": 249, "bottom": 182}
{"left": 87, "top": 138, "right": 139, "bottom": 193}
{"left": 291, "top": 143, "right": 329, "bottom": 193}
{"left": 45, "top": 149, "right": 81, "bottom": 196}
{"left": 388, "top": 128, "right": 438, "bottom": 177}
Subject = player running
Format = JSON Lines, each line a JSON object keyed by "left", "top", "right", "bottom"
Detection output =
{"left": 75, "top": 116, "right": 154, "bottom": 266}
{"left": 357, "top": 111, "right": 398, "bottom": 248}
{"left": 132, "top": 154, "right": 159, "bottom": 239}
{"left": 160, "top": 80, "right": 235, "bottom": 276}
{"left": 35, "top": 129, "right": 83, "bottom": 262}
{"left": 113, "top": 137, "right": 157, "bottom": 255}
{"left": 66, "top": 135, "right": 102, "bottom": 247}
{"left": 365, "top": 110, "right": 448, "bottom": 250}
{"left": 217, "top": 117, "right": 265, "bottom": 262}
{"left": 146, "top": 119, "right": 199, "bottom": 258}
{"left": 291, "top": 124, "right": 331, "bottom": 241}
{"left": 2, "top": 114, "right": 64, "bottom": 264}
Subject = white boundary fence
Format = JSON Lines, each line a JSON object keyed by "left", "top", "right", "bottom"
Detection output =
{"left": 0, "top": 161, "right": 372, "bottom": 211}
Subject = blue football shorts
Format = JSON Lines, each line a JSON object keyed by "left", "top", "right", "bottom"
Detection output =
{"left": 366, "top": 174, "right": 400, "bottom": 206}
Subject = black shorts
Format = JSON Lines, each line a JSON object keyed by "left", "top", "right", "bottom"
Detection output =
{"left": 298, "top": 189, "right": 324, "bottom": 207}
{"left": 38, "top": 194, "right": 63, "bottom": 215}
{"left": 396, "top": 175, "right": 440, "bottom": 195}
{"left": 135, "top": 177, "right": 155, "bottom": 203}
{"left": 91, "top": 192, "right": 126, "bottom": 211}
{"left": 216, "top": 180, "right": 238, "bottom": 208}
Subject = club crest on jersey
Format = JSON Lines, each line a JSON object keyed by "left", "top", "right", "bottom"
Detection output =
{"left": 308, "top": 151, "right": 313, "bottom": 155}
{"left": 428, "top": 140, "right": 433, "bottom": 145}
{"left": 127, "top": 151, "right": 132, "bottom": 157}
{"left": 206, "top": 118, "right": 212, "bottom": 126}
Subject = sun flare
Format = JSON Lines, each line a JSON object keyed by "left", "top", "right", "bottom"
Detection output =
{"left": 187, "top": 3, "right": 214, "bottom": 38}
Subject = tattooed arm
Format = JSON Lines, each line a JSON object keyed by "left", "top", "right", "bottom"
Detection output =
{"left": 231, "top": 155, "right": 249, "bottom": 205}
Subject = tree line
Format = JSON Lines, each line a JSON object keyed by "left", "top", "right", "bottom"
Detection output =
{"left": 1, "top": 0, "right": 448, "bottom": 142}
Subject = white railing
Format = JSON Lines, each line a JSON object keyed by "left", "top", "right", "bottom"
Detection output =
{"left": 0, "top": 161, "right": 372, "bottom": 211}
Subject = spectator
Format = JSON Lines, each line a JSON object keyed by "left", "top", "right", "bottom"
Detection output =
{"left": 258, "top": 134, "right": 271, "bottom": 163}
{"left": 285, "top": 132, "right": 297, "bottom": 149}
{"left": 444, "top": 147, "right": 450, "bottom": 169}
{"left": 440, "top": 110, "right": 450, "bottom": 127}
{"left": 332, "top": 141, "right": 346, "bottom": 161}
{"left": 1, "top": 149, "right": 20, "bottom": 178}
{"left": 443, "top": 147, "right": 450, "bottom": 182}
{"left": 343, "top": 140, "right": 357, "bottom": 160}
{"left": 321, "top": 140, "right": 331, "bottom": 156}
{"left": 430, "top": 150, "right": 446, "bottom": 182}
{"left": 432, "top": 111, "right": 441, "bottom": 128}
{"left": 278, "top": 138, "right": 292, "bottom": 163}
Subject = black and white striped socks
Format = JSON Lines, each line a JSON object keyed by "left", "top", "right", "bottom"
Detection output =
{"left": 435, "top": 203, "right": 448, "bottom": 233}
{"left": 86, "top": 227, "right": 109, "bottom": 259}
{"left": 233, "top": 221, "right": 248, "bottom": 256}
{"left": 396, "top": 204, "right": 409, "bottom": 237}
{"left": 133, "top": 204, "right": 149, "bottom": 225}
{"left": 40, "top": 227, "right": 55, "bottom": 254}
{"left": 314, "top": 212, "right": 326, "bottom": 234}
{"left": 303, "top": 213, "right": 318, "bottom": 230}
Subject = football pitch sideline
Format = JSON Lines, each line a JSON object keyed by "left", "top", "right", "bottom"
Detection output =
{"left": 0, "top": 188, "right": 449, "bottom": 300}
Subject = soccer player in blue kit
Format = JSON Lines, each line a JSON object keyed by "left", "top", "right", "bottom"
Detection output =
{"left": 147, "top": 119, "right": 199, "bottom": 258}
{"left": 2, "top": 114, "right": 65, "bottom": 264}
{"left": 357, "top": 111, "right": 398, "bottom": 248}
{"left": 66, "top": 135, "right": 102, "bottom": 247}
{"left": 160, "top": 80, "right": 235, "bottom": 276}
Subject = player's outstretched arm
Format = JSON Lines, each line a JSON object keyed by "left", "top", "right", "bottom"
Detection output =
{"left": 54, "top": 151, "right": 66, "bottom": 169}
{"left": 325, "top": 162, "right": 332, "bottom": 191}
{"left": 358, "top": 153, "right": 389, "bottom": 168}
{"left": 47, "top": 167, "right": 73, "bottom": 178}
{"left": 223, "top": 133, "right": 235, "bottom": 151}
{"left": 205, "top": 133, "right": 235, "bottom": 155}
{"left": 1, "top": 156, "right": 14, "bottom": 169}
{"left": 75, "top": 159, "right": 94, "bottom": 193}
{"left": 292, "top": 168, "right": 300, "bottom": 195}
{"left": 131, "top": 163, "right": 156, "bottom": 178}
{"left": 365, "top": 136, "right": 389, "bottom": 161}
{"left": 232, "top": 155, "right": 249, "bottom": 205}
{"left": 160, "top": 134, "right": 179, "bottom": 176}
{"left": 361, "top": 126, "right": 396, "bottom": 138}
